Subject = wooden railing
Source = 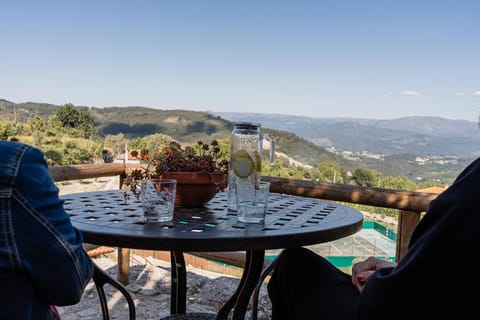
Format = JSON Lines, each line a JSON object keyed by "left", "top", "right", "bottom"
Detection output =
{"left": 50, "top": 163, "right": 440, "bottom": 282}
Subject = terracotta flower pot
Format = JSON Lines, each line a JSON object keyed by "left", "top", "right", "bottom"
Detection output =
{"left": 160, "top": 172, "right": 228, "bottom": 208}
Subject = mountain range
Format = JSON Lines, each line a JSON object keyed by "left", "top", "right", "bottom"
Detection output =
{"left": 2, "top": 99, "right": 478, "bottom": 182}
{"left": 214, "top": 112, "right": 480, "bottom": 158}
{"left": 3, "top": 98, "right": 478, "bottom": 158}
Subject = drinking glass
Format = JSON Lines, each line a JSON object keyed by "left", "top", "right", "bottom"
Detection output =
{"left": 236, "top": 181, "right": 270, "bottom": 223}
{"left": 141, "top": 179, "right": 177, "bottom": 223}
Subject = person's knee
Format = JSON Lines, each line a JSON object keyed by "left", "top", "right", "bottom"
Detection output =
{"left": 275, "top": 247, "right": 313, "bottom": 271}
{"left": 282, "top": 247, "right": 317, "bottom": 261}
{"left": 277, "top": 247, "right": 338, "bottom": 276}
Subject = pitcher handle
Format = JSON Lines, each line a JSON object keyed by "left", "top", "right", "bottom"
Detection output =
{"left": 264, "top": 135, "right": 275, "bottom": 167}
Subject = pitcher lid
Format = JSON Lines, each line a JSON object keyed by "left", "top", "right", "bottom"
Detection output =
{"left": 233, "top": 122, "right": 261, "bottom": 129}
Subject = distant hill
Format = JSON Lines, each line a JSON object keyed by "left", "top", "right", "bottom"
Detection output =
{"left": 214, "top": 112, "right": 480, "bottom": 158}
{"left": 0, "top": 98, "right": 341, "bottom": 166}
{"left": 4, "top": 99, "right": 478, "bottom": 157}
{"left": 0, "top": 99, "right": 233, "bottom": 142}
{"left": 89, "top": 106, "right": 233, "bottom": 142}
{"left": 1, "top": 99, "right": 474, "bottom": 182}
{"left": 0, "top": 99, "right": 60, "bottom": 122}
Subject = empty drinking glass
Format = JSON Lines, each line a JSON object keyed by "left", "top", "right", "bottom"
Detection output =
{"left": 141, "top": 179, "right": 177, "bottom": 223}
{"left": 236, "top": 181, "right": 270, "bottom": 223}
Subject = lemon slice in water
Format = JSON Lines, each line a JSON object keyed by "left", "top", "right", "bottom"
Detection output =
{"left": 233, "top": 151, "right": 255, "bottom": 178}
{"left": 254, "top": 151, "right": 262, "bottom": 171}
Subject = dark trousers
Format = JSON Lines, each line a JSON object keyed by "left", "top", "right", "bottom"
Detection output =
{"left": 267, "top": 247, "right": 359, "bottom": 320}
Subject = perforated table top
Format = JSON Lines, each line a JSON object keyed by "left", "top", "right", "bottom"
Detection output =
{"left": 62, "top": 190, "right": 363, "bottom": 252}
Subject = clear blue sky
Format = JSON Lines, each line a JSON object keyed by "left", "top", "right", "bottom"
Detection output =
{"left": 1, "top": 1, "right": 479, "bottom": 121}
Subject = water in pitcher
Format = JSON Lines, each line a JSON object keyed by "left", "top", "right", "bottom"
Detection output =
{"left": 227, "top": 122, "right": 274, "bottom": 211}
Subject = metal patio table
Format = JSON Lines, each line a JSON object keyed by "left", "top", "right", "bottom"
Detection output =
{"left": 62, "top": 189, "right": 363, "bottom": 320}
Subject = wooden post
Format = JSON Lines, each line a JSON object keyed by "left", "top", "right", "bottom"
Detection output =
{"left": 395, "top": 210, "right": 421, "bottom": 262}
{"left": 117, "top": 248, "right": 130, "bottom": 285}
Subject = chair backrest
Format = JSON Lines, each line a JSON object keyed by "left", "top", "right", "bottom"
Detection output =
{"left": 251, "top": 254, "right": 280, "bottom": 320}
{"left": 92, "top": 262, "right": 136, "bottom": 320}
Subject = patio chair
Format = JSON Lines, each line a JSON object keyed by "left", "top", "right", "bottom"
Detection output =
{"left": 251, "top": 255, "right": 280, "bottom": 320}
{"left": 92, "top": 262, "right": 136, "bottom": 320}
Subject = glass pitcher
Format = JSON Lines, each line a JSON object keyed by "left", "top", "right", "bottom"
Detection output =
{"left": 227, "top": 122, "right": 275, "bottom": 211}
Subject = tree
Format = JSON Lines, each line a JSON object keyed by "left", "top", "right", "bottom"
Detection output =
{"left": 104, "top": 133, "right": 128, "bottom": 155}
{"left": 55, "top": 104, "right": 80, "bottom": 128}
{"left": 31, "top": 131, "right": 43, "bottom": 147}
{"left": 380, "top": 176, "right": 417, "bottom": 191}
{"left": 52, "top": 104, "right": 95, "bottom": 139}
{"left": 313, "top": 161, "right": 345, "bottom": 183}
{"left": 26, "top": 115, "right": 47, "bottom": 133}
{"left": 0, "top": 120, "right": 17, "bottom": 140}
{"left": 44, "top": 150, "right": 63, "bottom": 165}
{"left": 262, "top": 158, "right": 311, "bottom": 180}
{"left": 143, "top": 133, "right": 174, "bottom": 151}
{"left": 77, "top": 108, "right": 95, "bottom": 138}
{"left": 351, "top": 167, "right": 381, "bottom": 187}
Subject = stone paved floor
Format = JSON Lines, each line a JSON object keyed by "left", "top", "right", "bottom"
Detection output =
{"left": 57, "top": 254, "right": 272, "bottom": 320}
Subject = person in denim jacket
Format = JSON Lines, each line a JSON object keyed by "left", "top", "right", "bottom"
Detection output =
{"left": 0, "top": 141, "right": 93, "bottom": 319}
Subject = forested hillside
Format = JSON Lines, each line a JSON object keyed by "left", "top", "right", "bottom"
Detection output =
{"left": 89, "top": 106, "right": 233, "bottom": 141}
{"left": 0, "top": 99, "right": 470, "bottom": 184}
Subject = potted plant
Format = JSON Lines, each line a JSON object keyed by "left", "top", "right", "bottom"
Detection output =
{"left": 124, "top": 140, "right": 229, "bottom": 208}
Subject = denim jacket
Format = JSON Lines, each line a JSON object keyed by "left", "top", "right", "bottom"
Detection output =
{"left": 0, "top": 141, "right": 93, "bottom": 319}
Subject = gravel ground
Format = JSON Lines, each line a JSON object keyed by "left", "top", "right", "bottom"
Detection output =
{"left": 56, "top": 176, "right": 120, "bottom": 195}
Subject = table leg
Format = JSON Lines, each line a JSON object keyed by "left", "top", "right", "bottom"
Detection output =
{"left": 216, "top": 250, "right": 265, "bottom": 320}
{"left": 170, "top": 251, "right": 187, "bottom": 315}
